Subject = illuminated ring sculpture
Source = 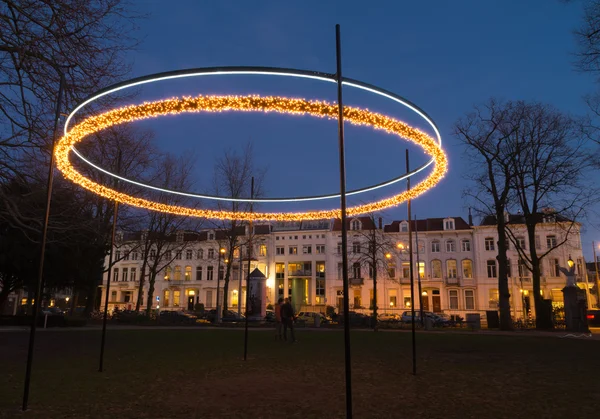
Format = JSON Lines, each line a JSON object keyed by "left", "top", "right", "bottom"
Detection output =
{"left": 64, "top": 67, "right": 443, "bottom": 203}
{"left": 55, "top": 71, "right": 448, "bottom": 222}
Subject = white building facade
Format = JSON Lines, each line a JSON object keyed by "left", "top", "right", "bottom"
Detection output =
{"left": 99, "top": 214, "right": 588, "bottom": 320}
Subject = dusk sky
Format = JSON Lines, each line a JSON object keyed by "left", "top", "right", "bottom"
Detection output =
{"left": 110, "top": 1, "right": 599, "bottom": 257}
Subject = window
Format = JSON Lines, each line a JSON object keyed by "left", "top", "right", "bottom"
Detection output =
{"left": 368, "top": 263, "right": 374, "bottom": 278}
{"left": 444, "top": 219, "right": 455, "bottom": 230}
{"left": 446, "top": 260, "right": 457, "bottom": 278}
{"left": 577, "top": 258, "right": 584, "bottom": 276}
{"left": 487, "top": 260, "right": 497, "bottom": 278}
{"left": 505, "top": 239, "right": 510, "bottom": 250}
{"left": 219, "top": 265, "right": 224, "bottom": 281}
{"left": 389, "top": 289, "right": 397, "bottom": 308}
{"left": 552, "top": 258, "right": 560, "bottom": 277}
{"left": 417, "top": 261, "right": 425, "bottom": 279}
{"left": 402, "top": 262, "right": 410, "bottom": 278}
{"left": 186, "top": 250, "right": 193, "bottom": 260}
{"left": 506, "top": 259, "right": 512, "bottom": 277}
{"left": 352, "top": 242, "right": 361, "bottom": 254}
{"left": 132, "top": 252, "right": 138, "bottom": 261}
{"left": 464, "top": 290, "right": 475, "bottom": 310}
{"left": 276, "top": 263, "right": 285, "bottom": 279}
{"left": 150, "top": 249, "right": 156, "bottom": 260}
{"left": 431, "top": 241, "right": 440, "bottom": 253}
{"left": 485, "top": 238, "right": 495, "bottom": 251}
{"left": 260, "top": 244, "right": 267, "bottom": 257}
{"left": 337, "top": 242, "right": 342, "bottom": 254}
{"left": 352, "top": 263, "right": 361, "bottom": 278}
{"left": 276, "top": 246, "right": 284, "bottom": 255}
{"left": 122, "top": 267, "right": 128, "bottom": 282}
{"left": 400, "top": 222, "right": 408, "bottom": 232}
{"left": 174, "top": 266, "right": 181, "bottom": 280}
{"left": 185, "top": 266, "right": 192, "bottom": 281}
{"left": 535, "top": 235, "right": 541, "bottom": 250}
{"left": 130, "top": 268, "right": 137, "bottom": 282}
{"left": 316, "top": 245, "right": 325, "bottom": 254}
{"left": 547, "top": 235, "right": 557, "bottom": 249}
{"left": 124, "top": 252, "right": 129, "bottom": 261}
{"left": 316, "top": 262, "right": 325, "bottom": 278}
{"left": 196, "top": 266, "right": 203, "bottom": 280}
{"left": 387, "top": 262, "right": 396, "bottom": 279}
{"left": 289, "top": 262, "right": 311, "bottom": 276}
{"left": 198, "top": 249, "right": 204, "bottom": 259}
{"left": 164, "top": 290, "right": 170, "bottom": 307}
{"left": 462, "top": 260, "right": 473, "bottom": 278}
{"left": 208, "top": 248, "right": 214, "bottom": 259}
{"left": 518, "top": 259, "right": 527, "bottom": 277}
{"left": 112, "top": 268, "right": 119, "bottom": 282}
{"left": 316, "top": 278, "right": 325, "bottom": 304}
{"left": 164, "top": 267, "right": 171, "bottom": 281}
{"left": 111, "top": 290, "right": 117, "bottom": 301}
{"left": 461, "top": 239, "right": 471, "bottom": 252}
{"left": 289, "top": 246, "right": 298, "bottom": 255}
{"left": 338, "top": 263, "right": 344, "bottom": 280}
{"left": 173, "top": 290, "right": 180, "bottom": 307}
{"left": 164, "top": 250, "right": 172, "bottom": 260}
{"left": 175, "top": 251, "right": 182, "bottom": 260}
{"left": 302, "top": 245, "right": 312, "bottom": 254}
{"left": 207, "top": 266, "right": 214, "bottom": 281}
{"left": 449, "top": 290, "right": 459, "bottom": 310}
{"left": 489, "top": 289, "right": 499, "bottom": 309}
{"left": 431, "top": 260, "right": 442, "bottom": 278}
{"left": 233, "top": 248, "right": 240, "bottom": 259}
{"left": 350, "top": 220, "right": 361, "bottom": 230}
{"left": 208, "top": 232, "right": 215, "bottom": 240}
{"left": 115, "top": 250, "right": 121, "bottom": 260}
{"left": 446, "top": 240, "right": 456, "bottom": 252}
{"left": 516, "top": 237, "right": 526, "bottom": 250}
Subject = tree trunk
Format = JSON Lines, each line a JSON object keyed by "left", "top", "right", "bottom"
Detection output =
{"left": 222, "top": 257, "right": 233, "bottom": 314}
{"left": 135, "top": 262, "right": 146, "bottom": 312}
{"left": 145, "top": 272, "right": 156, "bottom": 317}
{"left": 526, "top": 225, "right": 553, "bottom": 330}
{"left": 496, "top": 214, "right": 513, "bottom": 330}
{"left": 372, "top": 267, "right": 378, "bottom": 331}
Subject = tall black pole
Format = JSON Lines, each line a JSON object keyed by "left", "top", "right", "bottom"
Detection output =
{"left": 243, "top": 177, "right": 254, "bottom": 361}
{"left": 336, "top": 24, "right": 353, "bottom": 419}
{"left": 99, "top": 200, "right": 119, "bottom": 372}
{"left": 22, "top": 72, "right": 65, "bottom": 411}
{"left": 216, "top": 250, "right": 222, "bottom": 323}
{"left": 415, "top": 214, "right": 424, "bottom": 327}
{"left": 407, "top": 149, "right": 417, "bottom": 376}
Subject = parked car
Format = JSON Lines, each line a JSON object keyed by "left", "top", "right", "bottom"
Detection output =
{"left": 205, "top": 309, "right": 245, "bottom": 323}
{"left": 400, "top": 310, "right": 436, "bottom": 323}
{"left": 41, "top": 307, "right": 64, "bottom": 316}
{"left": 432, "top": 313, "right": 453, "bottom": 327}
{"left": 296, "top": 311, "right": 328, "bottom": 324}
{"left": 159, "top": 310, "right": 197, "bottom": 324}
{"left": 378, "top": 313, "right": 399, "bottom": 322}
{"left": 337, "top": 311, "right": 370, "bottom": 327}
{"left": 587, "top": 309, "right": 600, "bottom": 327}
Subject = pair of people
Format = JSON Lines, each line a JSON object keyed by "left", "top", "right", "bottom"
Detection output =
{"left": 275, "top": 297, "right": 296, "bottom": 343}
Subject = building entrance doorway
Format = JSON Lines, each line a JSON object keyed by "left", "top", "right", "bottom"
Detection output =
{"left": 187, "top": 296, "right": 194, "bottom": 311}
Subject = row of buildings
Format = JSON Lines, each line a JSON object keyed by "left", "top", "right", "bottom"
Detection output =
{"left": 97, "top": 212, "right": 596, "bottom": 320}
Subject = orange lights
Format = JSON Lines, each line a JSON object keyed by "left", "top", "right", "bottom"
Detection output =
{"left": 55, "top": 95, "right": 447, "bottom": 221}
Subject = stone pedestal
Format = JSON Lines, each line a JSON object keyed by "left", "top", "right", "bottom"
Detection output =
{"left": 562, "top": 286, "right": 590, "bottom": 333}
{"left": 248, "top": 268, "right": 266, "bottom": 321}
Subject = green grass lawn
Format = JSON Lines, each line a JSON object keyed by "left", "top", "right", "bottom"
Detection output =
{"left": 1, "top": 328, "right": 598, "bottom": 419}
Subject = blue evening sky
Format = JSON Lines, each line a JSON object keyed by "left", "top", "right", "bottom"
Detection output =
{"left": 118, "top": 1, "right": 599, "bottom": 257}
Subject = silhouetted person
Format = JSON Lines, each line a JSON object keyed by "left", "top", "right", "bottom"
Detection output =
{"left": 275, "top": 298, "right": 283, "bottom": 340}
{"left": 281, "top": 298, "right": 296, "bottom": 343}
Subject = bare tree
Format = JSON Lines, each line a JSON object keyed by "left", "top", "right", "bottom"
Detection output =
{"left": 575, "top": 0, "right": 600, "bottom": 76}
{"left": 210, "top": 142, "right": 265, "bottom": 316}
{"left": 345, "top": 214, "right": 395, "bottom": 330}
{"left": 505, "top": 101, "right": 595, "bottom": 329}
{"left": 454, "top": 99, "right": 522, "bottom": 331}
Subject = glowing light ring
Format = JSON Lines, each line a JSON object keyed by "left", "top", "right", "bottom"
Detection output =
{"left": 55, "top": 95, "right": 447, "bottom": 222}
{"left": 65, "top": 67, "right": 442, "bottom": 203}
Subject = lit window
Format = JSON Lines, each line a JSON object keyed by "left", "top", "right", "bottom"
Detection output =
{"left": 164, "top": 267, "right": 171, "bottom": 280}
{"left": 164, "top": 290, "right": 170, "bottom": 307}
{"left": 289, "top": 246, "right": 298, "bottom": 255}
{"left": 276, "top": 263, "right": 285, "bottom": 279}
{"left": 446, "top": 260, "right": 457, "bottom": 278}
{"left": 173, "top": 290, "right": 180, "bottom": 307}
{"left": 185, "top": 266, "right": 192, "bottom": 281}
{"left": 174, "top": 266, "right": 181, "bottom": 280}
{"left": 316, "top": 278, "right": 326, "bottom": 304}
{"left": 488, "top": 289, "right": 499, "bottom": 309}
{"left": 431, "top": 260, "right": 442, "bottom": 278}
{"left": 260, "top": 244, "right": 267, "bottom": 257}
{"left": 462, "top": 260, "right": 472, "bottom": 278}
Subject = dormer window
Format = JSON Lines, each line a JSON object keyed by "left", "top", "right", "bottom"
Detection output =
{"left": 176, "top": 231, "right": 184, "bottom": 243}
{"left": 443, "top": 218, "right": 455, "bottom": 231}
{"left": 350, "top": 219, "right": 361, "bottom": 231}
{"left": 208, "top": 232, "right": 215, "bottom": 241}
{"left": 400, "top": 221, "right": 408, "bottom": 232}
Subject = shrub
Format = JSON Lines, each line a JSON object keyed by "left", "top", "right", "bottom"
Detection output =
{"left": 195, "top": 303, "right": 205, "bottom": 313}
{"left": 326, "top": 305, "right": 336, "bottom": 319}
{"left": 266, "top": 304, "right": 274, "bottom": 310}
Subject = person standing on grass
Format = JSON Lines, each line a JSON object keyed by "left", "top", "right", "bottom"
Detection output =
{"left": 275, "top": 298, "right": 284, "bottom": 340}
{"left": 281, "top": 298, "right": 296, "bottom": 343}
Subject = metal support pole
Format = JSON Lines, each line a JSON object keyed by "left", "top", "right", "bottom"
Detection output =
{"left": 243, "top": 177, "right": 254, "bottom": 361}
{"left": 238, "top": 241, "right": 243, "bottom": 318}
{"left": 22, "top": 72, "right": 65, "bottom": 411}
{"left": 99, "top": 200, "right": 119, "bottom": 372}
{"left": 415, "top": 215, "right": 423, "bottom": 327}
{"left": 593, "top": 242, "right": 600, "bottom": 309}
{"left": 407, "top": 149, "right": 417, "bottom": 376}
{"left": 336, "top": 24, "right": 353, "bottom": 419}
{"left": 216, "top": 253, "right": 222, "bottom": 323}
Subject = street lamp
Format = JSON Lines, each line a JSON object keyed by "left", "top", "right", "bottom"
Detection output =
{"left": 593, "top": 242, "right": 600, "bottom": 309}
{"left": 216, "top": 247, "right": 226, "bottom": 323}
{"left": 567, "top": 256, "right": 574, "bottom": 269}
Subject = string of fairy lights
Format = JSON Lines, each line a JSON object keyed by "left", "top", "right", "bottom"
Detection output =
{"left": 54, "top": 95, "right": 448, "bottom": 221}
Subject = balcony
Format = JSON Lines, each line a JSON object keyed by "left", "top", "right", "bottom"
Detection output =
{"left": 350, "top": 278, "right": 364, "bottom": 286}
{"left": 461, "top": 278, "right": 476, "bottom": 286}
{"left": 445, "top": 277, "right": 459, "bottom": 285}
{"left": 167, "top": 280, "right": 183, "bottom": 286}
{"left": 288, "top": 270, "right": 312, "bottom": 277}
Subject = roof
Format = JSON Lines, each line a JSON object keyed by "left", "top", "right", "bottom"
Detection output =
{"left": 249, "top": 268, "right": 266, "bottom": 278}
{"left": 480, "top": 212, "right": 572, "bottom": 226}
{"left": 332, "top": 216, "right": 377, "bottom": 231}
{"left": 384, "top": 217, "right": 471, "bottom": 232}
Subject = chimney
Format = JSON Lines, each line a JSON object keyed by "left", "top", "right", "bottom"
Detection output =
{"left": 378, "top": 217, "right": 383, "bottom": 230}
{"left": 468, "top": 208, "right": 473, "bottom": 227}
